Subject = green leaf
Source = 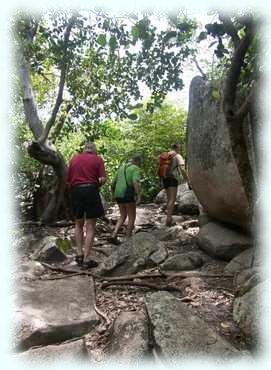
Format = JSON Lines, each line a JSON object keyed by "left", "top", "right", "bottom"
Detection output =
{"left": 109, "top": 36, "right": 117, "bottom": 50}
{"left": 131, "top": 25, "right": 140, "bottom": 41}
{"left": 97, "top": 34, "right": 106, "bottom": 47}
{"left": 211, "top": 89, "right": 220, "bottom": 100}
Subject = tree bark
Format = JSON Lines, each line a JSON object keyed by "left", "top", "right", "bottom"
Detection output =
{"left": 28, "top": 142, "right": 68, "bottom": 222}
{"left": 16, "top": 15, "right": 76, "bottom": 222}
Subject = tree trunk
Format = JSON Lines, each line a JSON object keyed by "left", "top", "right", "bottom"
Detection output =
{"left": 28, "top": 142, "right": 70, "bottom": 223}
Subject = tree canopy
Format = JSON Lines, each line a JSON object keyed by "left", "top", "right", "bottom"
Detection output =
{"left": 13, "top": 9, "right": 259, "bottom": 222}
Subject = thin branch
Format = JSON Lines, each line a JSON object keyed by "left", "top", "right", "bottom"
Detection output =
{"left": 94, "top": 304, "right": 111, "bottom": 326}
{"left": 40, "top": 262, "right": 96, "bottom": 277}
{"left": 51, "top": 102, "right": 73, "bottom": 143}
{"left": 39, "top": 15, "right": 77, "bottom": 144}
{"left": 193, "top": 57, "right": 206, "bottom": 78}
{"left": 97, "top": 272, "right": 166, "bottom": 281}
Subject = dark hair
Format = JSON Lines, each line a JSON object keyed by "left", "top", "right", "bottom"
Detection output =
{"left": 132, "top": 153, "right": 143, "bottom": 163}
{"left": 171, "top": 143, "right": 180, "bottom": 150}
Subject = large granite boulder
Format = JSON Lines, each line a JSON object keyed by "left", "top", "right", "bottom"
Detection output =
{"left": 106, "top": 311, "right": 149, "bottom": 361}
{"left": 145, "top": 291, "right": 238, "bottom": 359}
{"left": 197, "top": 222, "right": 252, "bottom": 260}
{"left": 15, "top": 276, "right": 98, "bottom": 350}
{"left": 96, "top": 232, "right": 167, "bottom": 276}
{"left": 187, "top": 76, "right": 254, "bottom": 228}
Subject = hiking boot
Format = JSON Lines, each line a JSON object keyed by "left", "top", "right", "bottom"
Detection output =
{"left": 75, "top": 255, "right": 84, "bottom": 266}
{"left": 81, "top": 260, "right": 99, "bottom": 269}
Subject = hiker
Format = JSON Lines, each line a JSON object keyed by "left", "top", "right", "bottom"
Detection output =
{"left": 109, "top": 154, "right": 143, "bottom": 244}
{"left": 158, "top": 143, "right": 189, "bottom": 227}
{"left": 67, "top": 142, "right": 106, "bottom": 268}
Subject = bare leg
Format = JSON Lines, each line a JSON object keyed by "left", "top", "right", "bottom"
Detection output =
{"left": 84, "top": 218, "right": 96, "bottom": 261}
{"left": 126, "top": 203, "right": 136, "bottom": 237}
{"left": 74, "top": 219, "right": 84, "bottom": 255}
{"left": 166, "top": 187, "right": 177, "bottom": 226}
{"left": 112, "top": 204, "right": 127, "bottom": 239}
{"left": 165, "top": 187, "right": 170, "bottom": 214}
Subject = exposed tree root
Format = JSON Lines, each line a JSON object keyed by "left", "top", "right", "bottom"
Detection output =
{"left": 101, "top": 280, "right": 183, "bottom": 293}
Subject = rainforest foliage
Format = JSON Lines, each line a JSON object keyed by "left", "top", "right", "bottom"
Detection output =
{"left": 13, "top": 9, "right": 258, "bottom": 221}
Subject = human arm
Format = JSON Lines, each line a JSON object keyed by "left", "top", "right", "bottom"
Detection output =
{"left": 133, "top": 181, "right": 141, "bottom": 204}
{"left": 132, "top": 166, "right": 141, "bottom": 204}
{"left": 98, "top": 157, "right": 106, "bottom": 186}
{"left": 180, "top": 164, "right": 190, "bottom": 183}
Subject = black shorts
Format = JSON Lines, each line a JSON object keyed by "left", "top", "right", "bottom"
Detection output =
{"left": 115, "top": 196, "right": 135, "bottom": 204}
{"left": 162, "top": 177, "right": 178, "bottom": 189}
{"left": 71, "top": 184, "right": 104, "bottom": 219}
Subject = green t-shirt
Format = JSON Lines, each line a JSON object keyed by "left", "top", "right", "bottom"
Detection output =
{"left": 114, "top": 163, "right": 141, "bottom": 198}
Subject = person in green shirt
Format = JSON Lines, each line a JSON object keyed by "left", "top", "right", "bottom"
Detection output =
{"left": 109, "top": 154, "right": 143, "bottom": 244}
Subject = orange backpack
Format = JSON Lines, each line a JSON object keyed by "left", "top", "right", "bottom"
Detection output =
{"left": 158, "top": 151, "right": 177, "bottom": 178}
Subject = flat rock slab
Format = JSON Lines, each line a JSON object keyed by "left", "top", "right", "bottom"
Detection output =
{"left": 15, "top": 276, "right": 98, "bottom": 350}
{"left": 16, "top": 339, "right": 88, "bottom": 361}
{"left": 197, "top": 222, "right": 252, "bottom": 261}
{"left": 106, "top": 311, "right": 149, "bottom": 361}
{"left": 145, "top": 291, "right": 238, "bottom": 359}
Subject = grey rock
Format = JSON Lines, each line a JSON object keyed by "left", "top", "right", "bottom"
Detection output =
{"left": 187, "top": 76, "right": 254, "bottom": 228}
{"left": 155, "top": 183, "right": 189, "bottom": 204}
{"left": 176, "top": 190, "right": 200, "bottom": 215}
{"left": 150, "top": 246, "right": 168, "bottom": 265}
{"left": 145, "top": 291, "right": 238, "bottom": 359}
{"left": 16, "top": 261, "right": 46, "bottom": 280}
{"left": 32, "top": 236, "right": 71, "bottom": 263}
{"left": 197, "top": 222, "right": 252, "bottom": 260}
{"left": 233, "top": 282, "right": 264, "bottom": 341}
{"left": 14, "top": 234, "right": 37, "bottom": 252}
{"left": 106, "top": 311, "right": 149, "bottom": 360}
{"left": 224, "top": 248, "right": 260, "bottom": 274}
{"left": 161, "top": 252, "right": 203, "bottom": 271}
{"left": 97, "top": 232, "right": 166, "bottom": 276}
{"left": 15, "top": 276, "right": 98, "bottom": 350}
{"left": 158, "top": 225, "right": 184, "bottom": 242}
{"left": 16, "top": 339, "right": 88, "bottom": 361}
{"left": 234, "top": 267, "right": 263, "bottom": 288}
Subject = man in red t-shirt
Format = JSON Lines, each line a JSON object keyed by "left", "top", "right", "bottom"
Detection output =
{"left": 67, "top": 142, "right": 106, "bottom": 268}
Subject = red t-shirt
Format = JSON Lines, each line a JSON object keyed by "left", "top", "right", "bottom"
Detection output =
{"left": 67, "top": 152, "right": 106, "bottom": 187}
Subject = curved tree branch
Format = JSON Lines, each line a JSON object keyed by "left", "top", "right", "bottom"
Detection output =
{"left": 39, "top": 15, "right": 77, "bottom": 144}
{"left": 222, "top": 20, "right": 255, "bottom": 120}
{"left": 17, "top": 16, "right": 43, "bottom": 141}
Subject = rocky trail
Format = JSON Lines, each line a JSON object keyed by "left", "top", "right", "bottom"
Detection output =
{"left": 13, "top": 193, "right": 261, "bottom": 362}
